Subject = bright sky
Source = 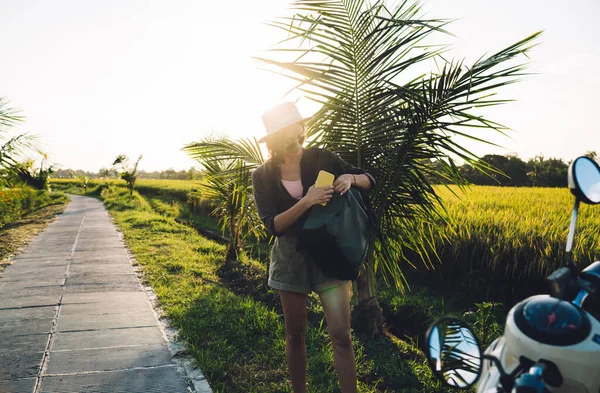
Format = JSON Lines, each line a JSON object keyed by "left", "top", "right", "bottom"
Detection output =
{"left": 1, "top": 0, "right": 598, "bottom": 171}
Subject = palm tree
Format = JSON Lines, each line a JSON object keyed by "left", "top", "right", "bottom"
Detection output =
{"left": 112, "top": 154, "right": 142, "bottom": 197}
{"left": 183, "top": 137, "right": 266, "bottom": 261}
{"left": 0, "top": 98, "right": 23, "bottom": 131}
{"left": 252, "top": 0, "right": 540, "bottom": 332}
{"left": 11, "top": 157, "right": 55, "bottom": 190}
{"left": 0, "top": 98, "right": 34, "bottom": 187}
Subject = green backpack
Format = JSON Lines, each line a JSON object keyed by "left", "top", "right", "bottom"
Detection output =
{"left": 298, "top": 187, "right": 375, "bottom": 280}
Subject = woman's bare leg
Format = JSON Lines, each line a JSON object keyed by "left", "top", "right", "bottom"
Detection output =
{"left": 318, "top": 282, "right": 357, "bottom": 393}
{"left": 279, "top": 290, "right": 308, "bottom": 393}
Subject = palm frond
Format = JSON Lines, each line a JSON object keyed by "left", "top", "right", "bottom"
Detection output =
{"left": 257, "top": 0, "right": 540, "bottom": 290}
{"left": 0, "top": 98, "right": 24, "bottom": 132}
{"left": 183, "top": 137, "right": 265, "bottom": 174}
{"left": 185, "top": 138, "right": 267, "bottom": 252}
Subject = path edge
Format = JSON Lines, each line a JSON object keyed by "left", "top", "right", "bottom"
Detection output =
{"left": 106, "top": 204, "right": 214, "bottom": 393}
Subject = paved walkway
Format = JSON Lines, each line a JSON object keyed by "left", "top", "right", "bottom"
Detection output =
{"left": 0, "top": 195, "right": 202, "bottom": 393}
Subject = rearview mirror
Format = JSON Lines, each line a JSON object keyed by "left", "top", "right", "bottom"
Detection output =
{"left": 425, "top": 317, "right": 483, "bottom": 389}
{"left": 569, "top": 156, "right": 600, "bottom": 204}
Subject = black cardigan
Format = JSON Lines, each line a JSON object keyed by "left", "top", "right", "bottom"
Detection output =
{"left": 252, "top": 148, "right": 376, "bottom": 237}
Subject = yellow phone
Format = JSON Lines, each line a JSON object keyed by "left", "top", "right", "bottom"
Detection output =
{"left": 315, "top": 170, "right": 334, "bottom": 206}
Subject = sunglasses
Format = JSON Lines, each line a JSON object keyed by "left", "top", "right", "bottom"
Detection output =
{"left": 284, "top": 133, "right": 306, "bottom": 150}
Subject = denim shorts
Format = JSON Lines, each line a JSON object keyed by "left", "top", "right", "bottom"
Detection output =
{"left": 268, "top": 230, "right": 346, "bottom": 294}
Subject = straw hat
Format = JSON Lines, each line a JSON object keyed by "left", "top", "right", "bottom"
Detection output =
{"left": 258, "top": 102, "right": 313, "bottom": 143}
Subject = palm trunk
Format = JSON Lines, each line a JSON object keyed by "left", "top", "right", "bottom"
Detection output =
{"left": 226, "top": 242, "right": 237, "bottom": 262}
{"left": 225, "top": 216, "right": 239, "bottom": 264}
{"left": 353, "top": 262, "right": 384, "bottom": 335}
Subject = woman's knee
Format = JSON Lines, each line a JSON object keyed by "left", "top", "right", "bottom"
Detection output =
{"left": 329, "top": 327, "right": 352, "bottom": 349}
{"left": 285, "top": 326, "right": 306, "bottom": 345}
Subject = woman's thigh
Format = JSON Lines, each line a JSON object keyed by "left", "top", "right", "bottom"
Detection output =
{"left": 279, "top": 290, "right": 308, "bottom": 337}
{"left": 317, "top": 282, "right": 352, "bottom": 337}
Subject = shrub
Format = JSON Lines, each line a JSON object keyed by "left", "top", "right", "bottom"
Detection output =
{"left": 0, "top": 188, "right": 67, "bottom": 228}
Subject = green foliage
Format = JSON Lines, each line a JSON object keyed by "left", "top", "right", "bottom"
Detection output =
{"left": 147, "top": 197, "right": 181, "bottom": 218}
{"left": 584, "top": 150, "right": 599, "bottom": 164}
{"left": 8, "top": 158, "right": 55, "bottom": 190}
{"left": 112, "top": 154, "right": 143, "bottom": 197}
{"left": 458, "top": 153, "right": 570, "bottom": 188}
{"left": 526, "top": 155, "right": 568, "bottom": 187}
{"left": 0, "top": 99, "right": 53, "bottom": 190}
{"left": 0, "top": 188, "right": 68, "bottom": 228}
{"left": 0, "top": 98, "right": 41, "bottom": 188}
{"left": 182, "top": 137, "right": 266, "bottom": 259}
{"left": 258, "top": 0, "right": 541, "bottom": 291}
{"left": 48, "top": 178, "right": 105, "bottom": 195}
{"left": 101, "top": 186, "right": 151, "bottom": 212}
{"left": 463, "top": 302, "right": 504, "bottom": 349}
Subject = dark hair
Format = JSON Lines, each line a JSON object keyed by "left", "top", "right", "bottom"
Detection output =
{"left": 265, "top": 131, "right": 286, "bottom": 166}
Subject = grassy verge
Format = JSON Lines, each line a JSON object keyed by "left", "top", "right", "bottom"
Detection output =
{"left": 96, "top": 185, "right": 452, "bottom": 393}
{"left": 0, "top": 188, "right": 68, "bottom": 228}
{"left": 0, "top": 194, "right": 69, "bottom": 272}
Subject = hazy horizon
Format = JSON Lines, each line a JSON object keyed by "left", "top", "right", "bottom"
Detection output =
{"left": 1, "top": 0, "right": 598, "bottom": 172}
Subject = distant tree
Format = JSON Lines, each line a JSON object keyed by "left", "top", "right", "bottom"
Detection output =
{"left": 459, "top": 155, "right": 508, "bottom": 185}
{"left": 502, "top": 155, "right": 529, "bottom": 186}
{"left": 112, "top": 154, "right": 142, "bottom": 197}
{"left": 98, "top": 168, "right": 113, "bottom": 178}
{"left": 188, "top": 166, "right": 200, "bottom": 180}
{"left": 585, "top": 150, "right": 599, "bottom": 165}
{"left": 459, "top": 154, "right": 529, "bottom": 186}
{"left": 526, "top": 155, "right": 568, "bottom": 187}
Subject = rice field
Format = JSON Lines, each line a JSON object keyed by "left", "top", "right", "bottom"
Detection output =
{"left": 422, "top": 185, "right": 600, "bottom": 302}
{"left": 51, "top": 178, "right": 202, "bottom": 192}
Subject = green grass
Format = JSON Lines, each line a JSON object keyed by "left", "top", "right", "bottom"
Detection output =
{"left": 0, "top": 187, "right": 69, "bottom": 228}
{"left": 97, "top": 186, "right": 448, "bottom": 393}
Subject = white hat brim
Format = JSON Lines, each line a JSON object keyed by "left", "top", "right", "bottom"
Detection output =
{"left": 258, "top": 116, "right": 313, "bottom": 143}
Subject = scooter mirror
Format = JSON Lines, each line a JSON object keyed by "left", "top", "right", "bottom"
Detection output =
{"left": 425, "top": 317, "right": 483, "bottom": 389}
{"left": 568, "top": 156, "right": 600, "bottom": 204}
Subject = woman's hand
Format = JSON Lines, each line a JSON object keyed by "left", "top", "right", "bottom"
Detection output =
{"left": 302, "top": 185, "right": 334, "bottom": 206}
{"left": 333, "top": 174, "right": 354, "bottom": 195}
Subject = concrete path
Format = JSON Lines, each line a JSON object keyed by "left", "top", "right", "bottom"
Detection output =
{"left": 0, "top": 195, "right": 202, "bottom": 393}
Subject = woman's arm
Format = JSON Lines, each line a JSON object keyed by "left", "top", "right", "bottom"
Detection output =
{"left": 253, "top": 169, "right": 276, "bottom": 236}
{"left": 349, "top": 173, "right": 373, "bottom": 191}
{"left": 273, "top": 199, "right": 311, "bottom": 234}
{"left": 253, "top": 166, "right": 336, "bottom": 236}
{"left": 325, "top": 149, "right": 376, "bottom": 191}
{"left": 274, "top": 185, "right": 334, "bottom": 233}
{"left": 333, "top": 173, "right": 373, "bottom": 195}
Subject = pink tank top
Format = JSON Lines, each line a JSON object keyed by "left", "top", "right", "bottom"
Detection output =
{"left": 281, "top": 179, "right": 303, "bottom": 199}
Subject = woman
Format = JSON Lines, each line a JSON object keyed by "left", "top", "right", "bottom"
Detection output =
{"left": 252, "top": 102, "right": 375, "bottom": 393}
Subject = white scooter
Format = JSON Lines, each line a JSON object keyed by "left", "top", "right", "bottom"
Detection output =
{"left": 425, "top": 156, "right": 600, "bottom": 393}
